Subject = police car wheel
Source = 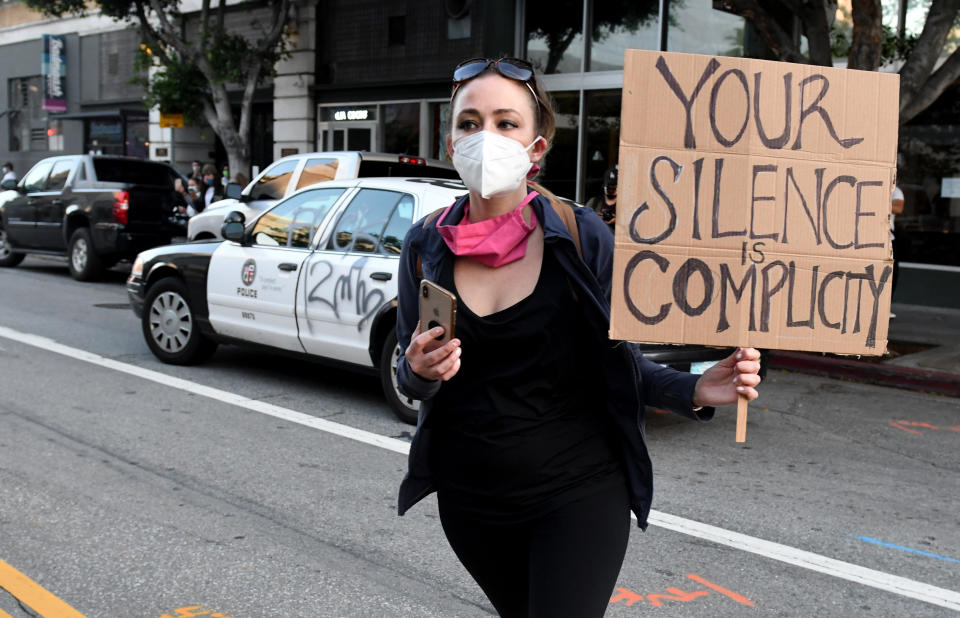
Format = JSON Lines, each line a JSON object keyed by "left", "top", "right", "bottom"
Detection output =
{"left": 67, "top": 228, "right": 104, "bottom": 281}
{"left": 0, "top": 228, "right": 25, "bottom": 267}
{"left": 142, "top": 277, "right": 218, "bottom": 365}
{"left": 379, "top": 326, "right": 420, "bottom": 425}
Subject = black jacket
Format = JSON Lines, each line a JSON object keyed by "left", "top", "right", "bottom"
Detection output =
{"left": 395, "top": 192, "right": 714, "bottom": 529}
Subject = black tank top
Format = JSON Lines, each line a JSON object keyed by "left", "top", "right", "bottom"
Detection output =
{"left": 430, "top": 247, "right": 624, "bottom": 522}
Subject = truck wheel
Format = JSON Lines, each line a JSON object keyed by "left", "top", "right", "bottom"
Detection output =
{"left": 379, "top": 326, "right": 420, "bottom": 425}
{"left": 142, "top": 277, "right": 218, "bottom": 364}
{"left": 0, "top": 228, "right": 25, "bottom": 267}
{"left": 67, "top": 228, "right": 104, "bottom": 281}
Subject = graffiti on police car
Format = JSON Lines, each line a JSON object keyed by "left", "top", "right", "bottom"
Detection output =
{"left": 307, "top": 256, "right": 386, "bottom": 330}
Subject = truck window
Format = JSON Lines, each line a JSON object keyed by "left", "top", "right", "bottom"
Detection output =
{"left": 93, "top": 159, "right": 176, "bottom": 187}
{"left": 21, "top": 161, "right": 53, "bottom": 193}
{"left": 249, "top": 159, "right": 299, "bottom": 200}
{"left": 46, "top": 160, "right": 75, "bottom": 191}
{"left": 297, "top": 158, "right": 339, "bottom": 189}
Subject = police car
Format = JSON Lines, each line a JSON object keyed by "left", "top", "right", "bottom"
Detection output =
{"left": 128, "top": 176, "right": 753, "bottom": 425}
{"left": 128, "top": 176, "right": 469, "bottom": 424}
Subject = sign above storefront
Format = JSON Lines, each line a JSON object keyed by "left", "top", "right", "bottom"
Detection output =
{"left": 321, "top": 105, "right": 377, "bottom": 122}
{"left": 42, "top": 34, "right": 67, "bottom": 112}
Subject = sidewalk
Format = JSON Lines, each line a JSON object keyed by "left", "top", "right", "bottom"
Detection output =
{"left": 767, "top": 303, "right": 960, "bottom": 398}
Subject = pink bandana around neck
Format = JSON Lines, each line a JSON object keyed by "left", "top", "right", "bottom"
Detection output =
{"left": 437, "top": 191, "right": 539, "bottom": 268}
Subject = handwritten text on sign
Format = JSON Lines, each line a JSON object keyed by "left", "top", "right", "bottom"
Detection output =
{"left": 610, "top": 50, "right": 899, "bottom": 355}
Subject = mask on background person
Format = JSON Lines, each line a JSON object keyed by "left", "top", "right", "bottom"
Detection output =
{"left": 204, "top": 177, "right": 213, "bottom": 186}
{"left": 452, "top": 131, "right": 542, "bottom": 199}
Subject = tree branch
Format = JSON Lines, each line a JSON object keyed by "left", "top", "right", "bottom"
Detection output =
{"left": 257, "top": 0, "right": 291, "bottom": 56}
{"left": 715, "top": 0, "right": 813, "bottom": 64}
{"left": 900, "top": 46, "right": 960, "bottom": 123}
{"left": 899, "top": 0, "right": 960, "bottom": 112}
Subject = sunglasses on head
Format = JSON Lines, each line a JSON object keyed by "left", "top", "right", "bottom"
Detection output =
{"left": 451, "top": 57, "right": 540, "bottom": 108}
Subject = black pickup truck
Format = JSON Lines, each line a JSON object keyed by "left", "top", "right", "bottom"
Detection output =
{"left": 0, "top": 155, "right": 184, "bottom": 280}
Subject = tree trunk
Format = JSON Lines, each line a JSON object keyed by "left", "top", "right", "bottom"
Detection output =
{"left": 202, "top": 83, "right": 252, "bottom": 181}
{"left": 848, "top": 0, "right": 883, "bottom": 70}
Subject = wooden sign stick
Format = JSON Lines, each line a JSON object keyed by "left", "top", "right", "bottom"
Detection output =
{"left": 736, "top": 393, "right": 748, "bottom": 442}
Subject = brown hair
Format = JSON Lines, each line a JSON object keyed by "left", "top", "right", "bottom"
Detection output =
{"left": 448, "top": 62, "right": 556, "bottom": 158}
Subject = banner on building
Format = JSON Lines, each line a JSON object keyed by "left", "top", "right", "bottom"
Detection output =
{"left": 42, "top": 34, "right": 67, "bottom": 112}
{"left": 610, "top": 50, "right": 900, "bottom": 356}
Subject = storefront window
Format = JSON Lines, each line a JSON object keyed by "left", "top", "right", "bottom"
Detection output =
{"left": 126, "top": 119, "right": 148, "bottom": 158}
{"left": 383, "top": 103, "right": 419, "bottom": 155}
{"left": 667, "top": 4, "right": 744, "bottom": 57}
{"left": 582, "top": 90, "right": 621, "bottom": 203}
{"left": 525, "top": 0, "right": 584, "bottom": 74}
{"left": 539, "top": 91, "right": 579, "bottom": 200}
{"left": 87, "top": 119, "right": 123, "bottom": 155}
{"left": 588, "top": 0, "right": 659, "bottom": 71}
{"left": 430, "top": 102, "right": 451, "bottom": 162}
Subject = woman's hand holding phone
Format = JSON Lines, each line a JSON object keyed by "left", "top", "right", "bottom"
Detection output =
{"left": 405, "top": 322, "right": 461, "bottom": 381}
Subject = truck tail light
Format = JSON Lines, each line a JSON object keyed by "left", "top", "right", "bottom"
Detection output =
{"left": 399, "top": 155, "right": 426, "bottom": 165}
{"left": 112, "top": 191, "right": 130, "bottom": 224}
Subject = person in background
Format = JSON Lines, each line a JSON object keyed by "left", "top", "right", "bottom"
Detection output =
{"left": 396, "top": 56, "right": 762, "bottom": 618}
{"left": 2, "top": 162, "right": 16, "bottom": 184}
{"left": 890, "top": 185, "right": 905, "bottom": 319}
{"left": 189, "top": 160, "right": 203, "bottom": 181}
{"left": 201, "top": 163, "right": 222, "bottom": 210}
{"left": 586, "top": 167, "right": 617, "bottom": 233}
{"left": 233, "top": 172, "right": 250, "bottom": 188}
{"left": 186, "top": 178, "right": 204, "bottom": 214}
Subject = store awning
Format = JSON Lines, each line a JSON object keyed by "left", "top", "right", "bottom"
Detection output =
{"left": 50, "top": 109, "right": 148, "bottom": 120}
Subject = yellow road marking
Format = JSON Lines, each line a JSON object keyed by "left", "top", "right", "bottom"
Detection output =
{"left": 0, "top": 558, "right": 86, "bottom": 618}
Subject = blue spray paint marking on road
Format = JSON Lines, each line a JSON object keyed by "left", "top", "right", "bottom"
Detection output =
{"left": 858, "top": 537, "right": 960, "bottom": 564}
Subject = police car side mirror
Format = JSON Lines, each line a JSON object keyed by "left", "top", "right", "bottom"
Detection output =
{"left": 221, "top": 211, "right": 248, "bottom": 244}
{"left": 224, "top": 182, "right": 243, "bottom": 200}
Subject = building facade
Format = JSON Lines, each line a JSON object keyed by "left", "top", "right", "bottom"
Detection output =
{"left": 1, "top": 0, "right": 958, "bottom": 305}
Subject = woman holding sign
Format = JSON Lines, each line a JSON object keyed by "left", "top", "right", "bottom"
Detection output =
{"left": 395, "top": 57, "right": 761, "bottom": 617}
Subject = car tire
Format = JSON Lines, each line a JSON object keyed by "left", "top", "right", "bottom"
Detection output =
{"left": 0, "top": 227, "right": 25, "bottom": 267}
{"left": 67, "top": 227, "right": 104, "bottom": 281}
{"left": 142, "top": 277, "right": 218, "bottom": 365}
{"left": 379, "top": 326, "right": 420, "bottom": 425}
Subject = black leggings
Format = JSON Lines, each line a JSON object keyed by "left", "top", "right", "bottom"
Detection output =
{"left": 438, "top": 482, "right": 631, "bottom": 618}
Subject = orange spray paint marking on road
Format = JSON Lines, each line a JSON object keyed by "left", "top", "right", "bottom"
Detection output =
{"left": 889, "top": 420, "right": 958, "bottom": 435}
{"left": 687, "top": 573, "right": 755, "bottom": 606}
{"left": 645, "top": 587, "right": 709, "bottom": 606}
{"left": 609, "top": 574, "right": 753, "bottom": 610}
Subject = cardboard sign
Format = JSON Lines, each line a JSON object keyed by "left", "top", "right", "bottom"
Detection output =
{"left": 611, "top": 50, "right": 899, "bottom": 356}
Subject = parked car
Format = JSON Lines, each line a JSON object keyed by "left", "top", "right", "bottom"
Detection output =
{"left": 186, "top": 151, "right": 460, "bottom": 241}
{"left": 128, "top": 177, "right": 755, "bottom": 424}
{"left": 0, "top": 155, "right": 185, "bottom": 280}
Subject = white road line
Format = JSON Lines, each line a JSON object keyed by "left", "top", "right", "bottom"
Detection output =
{"left": 1, "top": 325, "right": 958, "bottom": 612}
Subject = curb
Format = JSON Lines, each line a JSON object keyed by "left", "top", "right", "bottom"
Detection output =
{"left": 767, "top": 351, "right": 960, "bottom": 398}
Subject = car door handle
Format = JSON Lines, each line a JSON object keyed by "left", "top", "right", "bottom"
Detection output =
{"left": 278, "top": 263, "right": 298, "bottom": 271}
{"left": 370, "top": 272, "right": 392, "bottom": 281}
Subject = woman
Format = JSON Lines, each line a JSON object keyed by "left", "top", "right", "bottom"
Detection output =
{"left": 396, "top": 58, "right": 761, "bottom": 618}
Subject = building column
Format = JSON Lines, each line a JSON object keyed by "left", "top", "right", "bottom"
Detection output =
{"left": 273, "top": 0, "right": 316, "bottom": 160}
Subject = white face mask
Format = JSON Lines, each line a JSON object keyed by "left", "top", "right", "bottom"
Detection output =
{"left": 452, "top": 131, "right": 542, "bottom": 199}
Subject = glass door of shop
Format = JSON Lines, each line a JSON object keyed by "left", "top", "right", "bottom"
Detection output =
{"left": 319, "top": 122, "right": 377, "bottom": 152}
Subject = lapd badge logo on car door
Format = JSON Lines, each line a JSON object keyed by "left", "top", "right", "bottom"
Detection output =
{"left": 241, "top": 259, "right": 257, "bottom": 286}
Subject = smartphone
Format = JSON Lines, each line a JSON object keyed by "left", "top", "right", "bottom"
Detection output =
{"left": 419, "top": 280, "right": 457, "bottom": 347}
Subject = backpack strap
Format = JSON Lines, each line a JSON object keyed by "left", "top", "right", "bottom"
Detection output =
{"left": 546, "top": 197, "right": 583, "bottom": 262}
{"left": 415, "top": 206, "right": 447, "bottom": 279}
